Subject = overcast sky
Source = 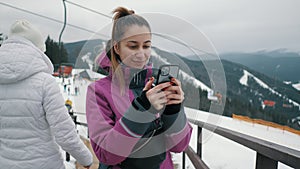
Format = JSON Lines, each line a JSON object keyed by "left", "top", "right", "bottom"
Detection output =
{"left": 1, "top": 0, "right": 299, "bottom": 54}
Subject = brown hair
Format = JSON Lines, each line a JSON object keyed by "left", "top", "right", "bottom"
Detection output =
{"left": 110, "top": 7, "right": 151, "bottom": 94}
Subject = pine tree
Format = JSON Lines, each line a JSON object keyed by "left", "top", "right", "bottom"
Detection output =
{"left": 45, "top": 36, "right": 68, "bottom": 70}
{"left": 0, "top": 33, "right": 8, "bottom": 46}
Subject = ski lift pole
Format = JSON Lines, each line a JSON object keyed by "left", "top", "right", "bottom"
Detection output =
{"left": 59, "top": 0, "right": 67, "bottom": 76}
{"left": 59, "top": 0, "right": 70, "bottom": 161}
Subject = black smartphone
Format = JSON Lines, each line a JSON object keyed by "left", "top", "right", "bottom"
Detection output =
{"left": 155, "top": 64, "right": 179, "bottom": 85}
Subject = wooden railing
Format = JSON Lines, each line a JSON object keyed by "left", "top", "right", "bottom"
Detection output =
{"left": 182, "top": 118, "right": 300, "bottom": 169}
{"left": 69, "top": 111, "right": 300, "bottom": 169}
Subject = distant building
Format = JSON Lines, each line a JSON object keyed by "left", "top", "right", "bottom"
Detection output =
{"left": 53, "top": 63, "right": 74, "bottom": 77}
{"left": 78, "top": 69, "right": 105, "bottom": 81}
{"left": 263, "top": 100, "right": 276, "bottom": 107}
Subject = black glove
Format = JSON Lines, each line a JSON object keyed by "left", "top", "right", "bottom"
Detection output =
{"left": 132, "top": 90, "right": 151, "bottom": 111}
{"left": 132, "top": 90, "right": 160, "bottom": 114}
{"left": 163, "top": 103, "right": 181, "bottom": 115}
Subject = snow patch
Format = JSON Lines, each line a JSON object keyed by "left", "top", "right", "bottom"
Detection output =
{"left": 240, "top": 69, "right": 300, "bottom": 107}
{"left": 292, "top": 82, "right": 300, "bottom": 91}
{"left": 283, "top": 81, "right": 292, "bottom": 85}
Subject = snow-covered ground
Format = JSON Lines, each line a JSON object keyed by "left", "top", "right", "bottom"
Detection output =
{"left": 293, "top": 82, "right": 300, "bottom": 91}
{"left": 58, "top": 69, "right": 300, "bottom": 169}
{"left": 184, "top": 108, "right": 300, "bottom": 169}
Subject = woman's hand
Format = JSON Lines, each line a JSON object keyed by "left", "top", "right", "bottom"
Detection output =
{"left": 143, "top": 77, "right": 172, "bottom": 110}
{"left": 163, "top": 78, "right": 185, "bottom": 105}
{"left": 143, "top": 77, "right": 184, "bottom": 110}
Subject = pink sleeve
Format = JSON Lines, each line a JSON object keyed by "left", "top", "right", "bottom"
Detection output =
{"left": 166, "top": 122, "right": 192, "bottom": 153}
{"left": 86, "top": 84, "right": 140, "bottom": 165}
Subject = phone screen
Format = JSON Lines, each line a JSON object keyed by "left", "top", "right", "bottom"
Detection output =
{"left": 156, "top": 65, "right": 179, "bottom": 85}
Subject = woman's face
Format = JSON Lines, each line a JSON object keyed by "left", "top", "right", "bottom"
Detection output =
{"left": 114, "top": 25, "right": 152, "bottom": 69}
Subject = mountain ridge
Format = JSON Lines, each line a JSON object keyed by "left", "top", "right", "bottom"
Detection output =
{"left": 219, "top": 51, "right": 300, "bottom": 83}
{"left": 64, "top": 39, "right": 300, "bottom": 129}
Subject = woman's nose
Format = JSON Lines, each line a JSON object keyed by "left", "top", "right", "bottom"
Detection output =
{"left": 135, "top": 51, "right": 144, "bottom": 58}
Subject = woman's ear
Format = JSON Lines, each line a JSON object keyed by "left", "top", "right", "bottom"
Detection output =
{"left": 113, "top": 41, "right": 120, "bottom": 55}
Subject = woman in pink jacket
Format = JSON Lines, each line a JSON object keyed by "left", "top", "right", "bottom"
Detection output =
{"left": 86, "top": 7, "right": 192, "bottom": 169}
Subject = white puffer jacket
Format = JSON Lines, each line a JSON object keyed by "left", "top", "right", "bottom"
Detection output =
{"left": 0, "top": 37, "right": 93, "bottom": 168}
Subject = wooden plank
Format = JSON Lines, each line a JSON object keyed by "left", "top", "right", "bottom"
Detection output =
{"left": 185, "top": 146, "right": 209, "bottom": 169}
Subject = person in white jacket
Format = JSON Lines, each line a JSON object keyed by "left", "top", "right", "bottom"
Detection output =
{"left": 0, "top": 19, "right": 93, "bottom": 168}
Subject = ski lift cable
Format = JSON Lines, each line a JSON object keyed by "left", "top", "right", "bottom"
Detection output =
{"left": 0, "top": 2, "right": 109, "bottom": 39}
{"left": 57, "top": 1, "right": 217, "bottom": 57}
{"left": 64, "top": 0, "right": 112, "bottom": 19}
{"left": 0, "top": 2, "right": 64, "bottom": 25}
{"left": 1, "top": 1, "right": 215, "bottom": 56}
{"left": 153, "top": 33, "right": 217, "bottom": 57}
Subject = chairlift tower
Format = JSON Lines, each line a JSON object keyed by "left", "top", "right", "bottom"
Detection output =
{"left": 59, "top": 0, "right": 71, "bottom": 161}
{"left": 58, "top": 0, "right": 67, "bottom": 76}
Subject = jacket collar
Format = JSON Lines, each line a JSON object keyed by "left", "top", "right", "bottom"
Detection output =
{"left": 109, "top": 62, "right": 153, "bottom": 89}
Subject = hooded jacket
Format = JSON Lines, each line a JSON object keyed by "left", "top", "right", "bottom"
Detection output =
{"left": 86, "top": 60, "right": 192, "bottom": 169}
{"left": 0, "top": 37, "right": 93, "bottom": 168}
{"left": 95, "top": 50, "right": 111, "bottom": 74}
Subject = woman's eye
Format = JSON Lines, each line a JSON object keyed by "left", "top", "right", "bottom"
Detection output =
{"left": 143, "top": 45, "right": 151, "bottom": 49}
{"left": 129, "top": 46, "right": 138, "bottom": 49}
